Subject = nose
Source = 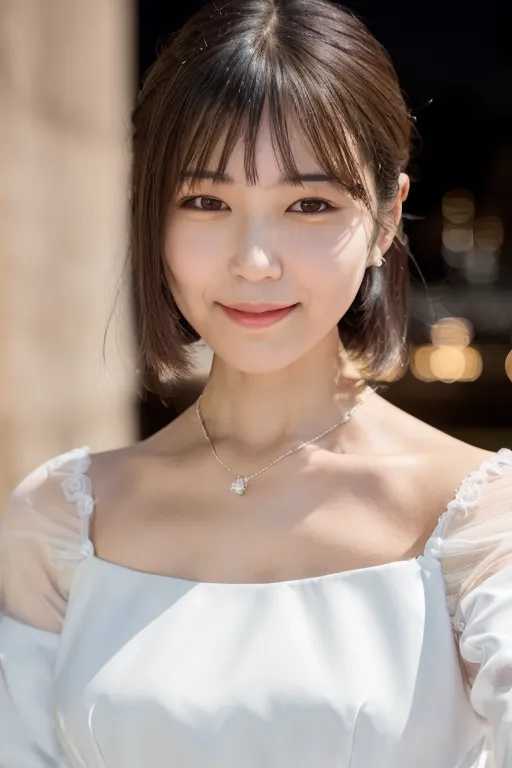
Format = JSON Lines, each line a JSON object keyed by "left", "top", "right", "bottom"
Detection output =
{"left": 230, "top": 242, "right": 282, "bottom": 282}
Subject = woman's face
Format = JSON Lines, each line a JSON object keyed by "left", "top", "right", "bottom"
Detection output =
{"left": 164, "top": 116, "right": 386, "bottom": 374}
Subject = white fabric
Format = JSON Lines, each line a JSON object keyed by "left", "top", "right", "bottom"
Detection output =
{"left": 1, "top": 446, "right": 511, "bottom": 768}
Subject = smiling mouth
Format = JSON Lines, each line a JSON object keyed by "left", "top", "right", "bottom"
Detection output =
{"left": 218, "top": 303, "right": 299, "bottom": 327}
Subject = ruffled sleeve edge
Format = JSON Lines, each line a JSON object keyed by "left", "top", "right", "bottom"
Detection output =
{"left": 53, "top": 446, "right": 96, "bottom": 559}
{"left": 424, "top": 447, "right": 512, "bottom": 561}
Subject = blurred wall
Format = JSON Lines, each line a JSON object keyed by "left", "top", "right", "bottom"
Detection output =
{"left": 0, "top": 0, "right": 138, "bottom": 502}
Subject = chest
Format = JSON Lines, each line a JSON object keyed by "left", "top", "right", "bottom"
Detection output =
{"left": 92, "top": 455, "right": 431, "bottom": 584}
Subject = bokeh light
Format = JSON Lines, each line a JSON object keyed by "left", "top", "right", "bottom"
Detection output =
{"left": 506, "top": 350, "right": 512, "bottom": 383}
{"left": 473, "top": 216, "right": 504, "bottom": 252}
{"left": 430, "top": 317, "right": 474, "bottom": 347}
{"left": 430, "top": 347, "right": 467, "bottom": 382}
{"left": 442, "top": 189, "right": 475, "bottom": 224}
{"left": 442, "top": 225, "right": 474, "bottom": 254}
{"left": 410, "top": 318, "right": 482, "bottom": 383}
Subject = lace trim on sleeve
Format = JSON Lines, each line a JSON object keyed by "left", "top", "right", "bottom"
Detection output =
{"left": 424, "top": 447, "right": 512, "bottom": 633}
{"left": 425, "top": 448, "right": 512, "bottom": 553}
{"left": 0, "top": 446, "right": 96, "bottom": 631}
{"left": 59, "top": 447, "right": 96, "bottom": 558}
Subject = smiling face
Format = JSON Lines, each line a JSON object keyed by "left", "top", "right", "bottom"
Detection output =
{"left": 163, "top": 113, "right": 383, "bottom": 374}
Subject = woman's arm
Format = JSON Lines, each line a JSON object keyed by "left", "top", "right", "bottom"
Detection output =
{"left": 0, "top": 447, "right": 93, "bottom": 767}
{"left": 426, "top": 448, "right": 512, "bottom": 766}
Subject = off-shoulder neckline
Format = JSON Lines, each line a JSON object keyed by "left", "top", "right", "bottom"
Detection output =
{"left": 86, "top": 550, "right": 425, "bottom": 590}
{"left": 64, "top": 445, "right": 512, "bottom": 590}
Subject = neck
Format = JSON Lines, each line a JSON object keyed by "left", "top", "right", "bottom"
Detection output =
{"left": 198, "top": 330, "right": 370, "bottom": 458}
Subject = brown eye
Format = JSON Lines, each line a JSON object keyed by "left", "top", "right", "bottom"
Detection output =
{"left": 200, "top": 196, "right": 224, "bottom": 211}
{"left": 181, "top": 196, "right": 227, "bottom": 211}
{"left": 288, "top": 198, "right": 333, "bottom": 214}
{"left": 301, "top": 199, "right": 324, "bottom": 213}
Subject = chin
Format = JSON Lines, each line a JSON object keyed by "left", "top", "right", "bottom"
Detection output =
{"left": 211, "top": 343, "right": 306, "bottom": 375}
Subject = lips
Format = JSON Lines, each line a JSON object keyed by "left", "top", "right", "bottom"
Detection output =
{"left": 224, "top": 303, "right": 296, "bottom": 313}
{"left": 218, "top": 302, "right": 298, "bottom": 328}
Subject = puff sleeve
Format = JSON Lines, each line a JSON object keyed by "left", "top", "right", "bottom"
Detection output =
{"left": 0, "top": 447, "right": 95, "bottom": 767}
{"left": 426, "top": 447, "right": 512, "bottom": 768}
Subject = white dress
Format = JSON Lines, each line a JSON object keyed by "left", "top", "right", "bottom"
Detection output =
{"left": 1, "top": 446, "right": 512, "bottom": 768}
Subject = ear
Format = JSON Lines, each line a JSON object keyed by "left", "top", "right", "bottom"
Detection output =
{"left": 369, "top": 173, "right": 410, "bottom": 264}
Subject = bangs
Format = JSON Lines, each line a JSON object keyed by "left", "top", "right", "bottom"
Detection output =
{"left": 168, "top": 49, "right": 372, "bottom": 208}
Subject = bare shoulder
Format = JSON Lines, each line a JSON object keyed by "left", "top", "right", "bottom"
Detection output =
{"left": 366, "top": 392, "right": 496, "bottom": 525}
{"left": 409, "top": 442, "right": 493, "bottom": 518}
{"left": 84, "top": 407, "right": 201, "bottom": 559}
{"left": 86, "top": 405, "right": 198, "bottom": 492}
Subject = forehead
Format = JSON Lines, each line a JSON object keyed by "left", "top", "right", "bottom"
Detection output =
{"left": 207, "top": 109, "right": 328, "bottom": 185}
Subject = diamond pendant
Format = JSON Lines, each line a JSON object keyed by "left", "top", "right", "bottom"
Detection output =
{"left": 230, "top": 475, "right": 248, "bottom": 495}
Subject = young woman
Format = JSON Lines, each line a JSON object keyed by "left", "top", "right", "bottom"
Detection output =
{"left": 1, "top": 1, "right": 511, "bottom": 766}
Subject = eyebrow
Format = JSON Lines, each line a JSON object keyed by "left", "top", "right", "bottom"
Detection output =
{"left": 180, "top": 169, "right": 339, "bottom": 188}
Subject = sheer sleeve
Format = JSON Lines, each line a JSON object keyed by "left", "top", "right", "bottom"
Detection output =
{"left": 0, "top": 446, "right": 95, "bottom": 767}
{"left": 425, "top": 447, "right": 512, "bottom": 768}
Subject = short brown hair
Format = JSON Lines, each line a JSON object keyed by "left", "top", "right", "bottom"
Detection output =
{"left": 129, "top": 0, "right": 415, "bottom": 392}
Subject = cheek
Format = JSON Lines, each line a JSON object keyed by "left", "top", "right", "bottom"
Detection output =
{"left": 288, "top": 219, "right": 369, "bottom": 307}
{"left": 163, "top": 220, "right": 226, "bottom": 300}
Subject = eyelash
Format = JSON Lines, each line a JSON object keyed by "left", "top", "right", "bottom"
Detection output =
{"left": 179, "top": 196, "right": 337, "bottom": 215}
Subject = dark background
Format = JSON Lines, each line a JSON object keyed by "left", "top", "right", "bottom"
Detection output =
{"left": 136, "top": 0, "right": 512, "bottom": 449}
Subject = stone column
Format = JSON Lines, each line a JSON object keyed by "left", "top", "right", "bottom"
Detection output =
{"left": 0, "top": 0, "right": 137, "bottom": 502}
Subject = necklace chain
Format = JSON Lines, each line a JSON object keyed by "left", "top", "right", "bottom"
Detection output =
{"left": 196, "top": 385, "right": 374, "bottom": 495}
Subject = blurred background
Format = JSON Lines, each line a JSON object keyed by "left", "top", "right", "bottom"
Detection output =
{"left": 1, "top": 0, "right": 511, "bottom": 502}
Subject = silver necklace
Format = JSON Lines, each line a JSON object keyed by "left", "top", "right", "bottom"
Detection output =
{"left": 196, "top": 386, "right": 374, "bottom": 495}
